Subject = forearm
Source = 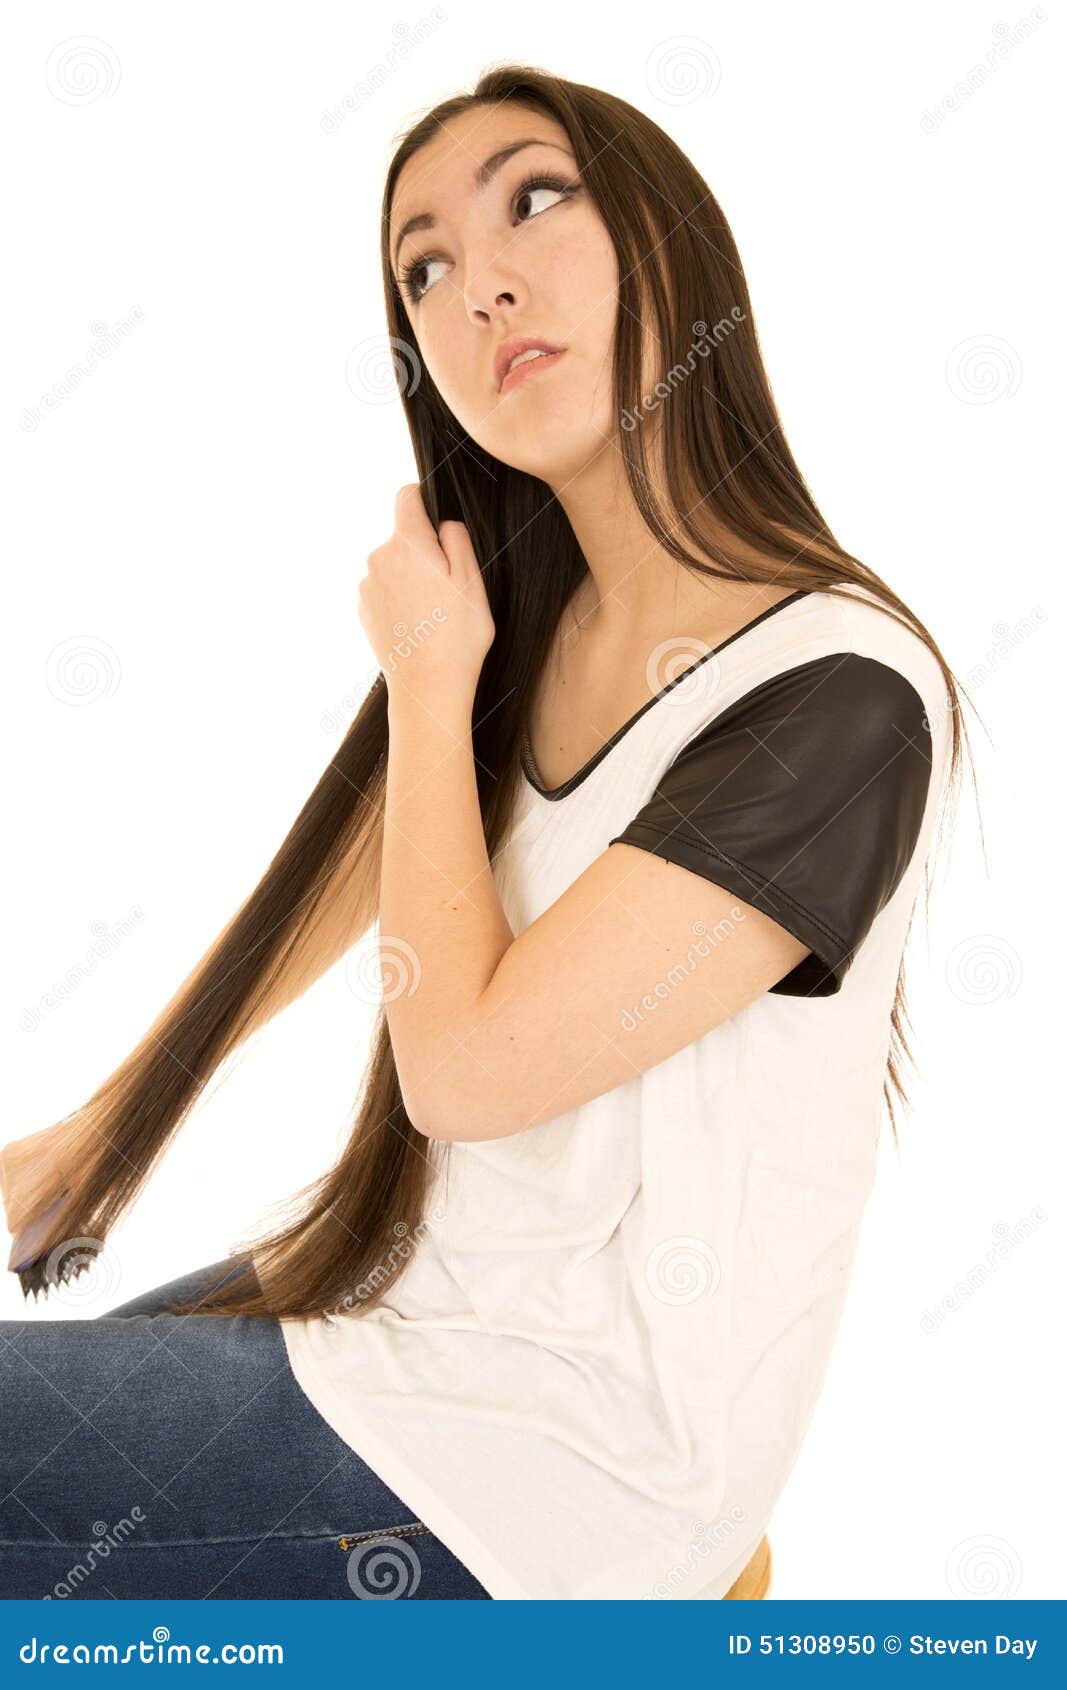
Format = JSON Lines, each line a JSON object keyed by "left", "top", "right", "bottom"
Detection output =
{"left": 381, "top": 689, "right": 514, "bottom": 1137}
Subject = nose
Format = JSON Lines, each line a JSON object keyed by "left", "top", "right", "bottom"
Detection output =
{"left": 466, "top": 286, "right": 516, "bottom": 327}
{"left": 463, "top": 252, "right": 522, "bottom": 325}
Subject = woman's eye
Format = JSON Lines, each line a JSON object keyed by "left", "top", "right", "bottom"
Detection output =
{"left": 513, "top": 179, "right": 571, "bottom": 222}
{"left": 399, "top": 255, "right": 445, "bottom": 304}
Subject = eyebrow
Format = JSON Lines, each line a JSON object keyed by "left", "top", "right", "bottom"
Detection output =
{"left": 391, "top": 138, "right": 575, "bottom": 273}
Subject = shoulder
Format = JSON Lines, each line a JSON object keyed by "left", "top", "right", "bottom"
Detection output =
{"left": 790, "top": 583, "right": 953, "bottom": 734}
{"left": 673, "top": 582, "right": 946, "bottom": 795}
{"left": 606, "top": 584, "right": 952, "bottom": 997}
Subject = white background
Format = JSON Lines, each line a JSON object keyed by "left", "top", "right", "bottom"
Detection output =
{"left": 2, "top": 1, "right": 1062, "bottom": 1601}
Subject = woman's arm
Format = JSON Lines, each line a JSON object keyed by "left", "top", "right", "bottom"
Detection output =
{"left": 380, "top": 649, "right": 935, "bottom": 1144}
{"left": 365, "top": 486, "right": 934, "bottom": 1145}
{"left": 379, "top": 684, "right": 515, "bottom": 1133}
{"left": 380, "top": 682, "right": 808, "bottom": 1142}
{"left": 364, "top": 485, "right": 814, "bottom": 1143}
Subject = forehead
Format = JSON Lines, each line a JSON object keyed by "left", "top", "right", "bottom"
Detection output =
{"left": 390, "top": 104, "right": 573, "bottom": 249}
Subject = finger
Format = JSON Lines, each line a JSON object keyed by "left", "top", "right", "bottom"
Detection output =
{"left": 394, "top": 482, "right": 436, "bottom": 545}
{"left": 437, "top": 519, "right": 479, "bottom": 579}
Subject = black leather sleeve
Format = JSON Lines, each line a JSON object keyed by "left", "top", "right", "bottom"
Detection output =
{"left": 606, "top": 654, "right": 934, "bottom": 996}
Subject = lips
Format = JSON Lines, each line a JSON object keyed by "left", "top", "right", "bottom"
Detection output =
{"left": 494, "top": 335, "right": 566, "bottom": 393}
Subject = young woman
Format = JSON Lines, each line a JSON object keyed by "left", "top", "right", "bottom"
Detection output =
{"left": 0, "top": 65, "right": 973, "bottom": 1601}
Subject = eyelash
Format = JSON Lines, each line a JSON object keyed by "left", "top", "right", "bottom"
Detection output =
{"left": 397, "top": 172, "right": 579, "bottom": 306}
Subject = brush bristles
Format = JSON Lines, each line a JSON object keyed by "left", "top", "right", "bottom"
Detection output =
{"left": 16, "top": 1243, "right": 101, "bottom": 1301}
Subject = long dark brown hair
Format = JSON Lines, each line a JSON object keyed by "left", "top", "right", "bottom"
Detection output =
{"left": 16, "top": 64, "right": 978, "bottom": 1316}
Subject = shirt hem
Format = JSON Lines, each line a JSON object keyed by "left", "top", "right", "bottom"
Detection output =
{"left": 279, "top": 1314, "right": 533, "bottom": 1601}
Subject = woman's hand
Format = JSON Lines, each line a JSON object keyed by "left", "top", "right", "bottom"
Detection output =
{"left": 358, "top": 485, "right": 495, "bottom": 708}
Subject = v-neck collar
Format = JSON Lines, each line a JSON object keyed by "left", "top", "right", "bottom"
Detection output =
{"left": 521, "top": 588, "right": 812, "bottom": 801}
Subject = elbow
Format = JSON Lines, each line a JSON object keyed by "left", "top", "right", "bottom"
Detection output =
{"left": 398, "top": 1076, "right": 482, "bottom": 1144}
{"left": 402, "top": 1082, "right": 512, "bottom": 1145}
{"left": 393, "top": 1031, "right": 524, "bottom": 1143}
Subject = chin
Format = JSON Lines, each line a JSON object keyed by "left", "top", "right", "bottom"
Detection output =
{"left": 486, "top": 412, "right": 608, "bottom": 482}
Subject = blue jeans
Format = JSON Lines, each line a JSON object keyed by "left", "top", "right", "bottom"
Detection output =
{"left": 0, "top": 1256, "right": 491, "bottom": 1599}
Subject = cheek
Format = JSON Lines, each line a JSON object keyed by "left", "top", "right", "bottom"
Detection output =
{"left": 410, "top": 225, "right": 623, "bottom": 469}
{"left": 552, "top": 226, "right": 618, "bottom": 336}
{"left": 551, "top": 234, "right": 619, "bottom": 404}
{"left": 411, "top": 314, "right": 490, "bottom": 433}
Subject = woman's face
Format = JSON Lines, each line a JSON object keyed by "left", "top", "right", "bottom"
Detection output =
{"left": 389, "top": 104, "right": 621, "bottom": 485}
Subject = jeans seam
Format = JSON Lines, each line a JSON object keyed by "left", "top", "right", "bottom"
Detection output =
{"left": 1, "top": 1529, "right": 380, "bottom": 1551}
{"left": 336, "top": 1522, "right": 429, "bottom": 1549}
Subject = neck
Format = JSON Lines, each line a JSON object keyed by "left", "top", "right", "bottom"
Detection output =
{"left": 547, "top": 445, "right": 790, "bottom": 646}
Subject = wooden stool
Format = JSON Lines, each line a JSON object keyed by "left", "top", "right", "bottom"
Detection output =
{"left": 723, "top": 1534, "right": 772, "bottom": 1599}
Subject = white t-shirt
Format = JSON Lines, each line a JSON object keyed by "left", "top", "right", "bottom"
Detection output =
{"left": 276, "top": 582, "right": 953, "bottom": 1600}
